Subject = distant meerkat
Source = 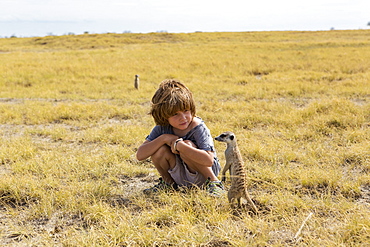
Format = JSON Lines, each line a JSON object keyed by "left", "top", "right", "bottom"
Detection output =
{"left": 215, "top": 131, "right": 258, "bottom": 213}
{"left": 134, "top": 74, "right": 139, "bottom": 89}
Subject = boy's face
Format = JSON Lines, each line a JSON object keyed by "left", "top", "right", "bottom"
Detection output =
{"left": 168, "top": 110, "right": 193, "bottom": 130}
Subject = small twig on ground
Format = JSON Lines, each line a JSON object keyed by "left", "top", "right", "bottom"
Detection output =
{"left": 294, "top": 212, "right": 313, "bottom": 242}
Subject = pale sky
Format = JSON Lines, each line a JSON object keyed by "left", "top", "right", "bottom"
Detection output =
{"left": 0, "top": 0, "right": 369, "bottom": 37}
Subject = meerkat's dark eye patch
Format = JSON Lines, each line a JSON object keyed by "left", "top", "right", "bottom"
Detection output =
{"left": 220, "top": 134, "right": 226, "bottom": 138}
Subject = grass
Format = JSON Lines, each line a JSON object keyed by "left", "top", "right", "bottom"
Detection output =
{"left": 0, "top": 30, "right": 369, "bottom": 246}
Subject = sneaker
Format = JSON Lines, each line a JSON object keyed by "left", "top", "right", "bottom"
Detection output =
{"left": 143, "top": 177, "right": 178, "bottom": 194}
{"left": 205, "top": 178, "right": 225, "bottom": 197}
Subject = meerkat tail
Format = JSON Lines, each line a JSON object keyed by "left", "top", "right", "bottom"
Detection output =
{"left": 244, "top": 188, "right": 258, "bottom": 214}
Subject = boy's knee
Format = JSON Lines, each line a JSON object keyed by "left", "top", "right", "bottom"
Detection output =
{"left": 152, "top": 145, "right": 172, "bottom": 161}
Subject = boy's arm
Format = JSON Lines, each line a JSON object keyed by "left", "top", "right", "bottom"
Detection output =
{"left": 175, "top": 141, "right": 214, "bottom": 167}
{"left": 136, "top": 134, "right": 178, "bottom": 161}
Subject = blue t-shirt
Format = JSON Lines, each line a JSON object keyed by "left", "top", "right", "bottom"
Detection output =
{"left": 146, "top": 117, "right": 220, "bottom": 168}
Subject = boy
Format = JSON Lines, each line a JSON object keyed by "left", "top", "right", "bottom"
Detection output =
{"left": 136, "top": 79, "right": 224, "bottom": 196}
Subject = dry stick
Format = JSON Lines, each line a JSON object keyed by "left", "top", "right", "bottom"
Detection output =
{"left": 245, "top": 176, "right": 281, "bottom": 189}
{"left": 294, "top": 212, "right": 313, "bottom": 242}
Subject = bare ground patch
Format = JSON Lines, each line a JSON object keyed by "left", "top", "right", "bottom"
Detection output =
{"left": 358, "top": 184, "right": 370, "bottom": 207}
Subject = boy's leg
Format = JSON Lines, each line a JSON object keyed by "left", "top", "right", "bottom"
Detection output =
{"left": 181, "top": 157, "right": 219, "bottom": 181}
{"left": 180, "top": 153, "right": 225, "bottom": 196}
{"left": 180, "top": 140, "right": 219, "bottom": 182}
{"left": 151, "top": 145, "right": 177, "bottom": 185}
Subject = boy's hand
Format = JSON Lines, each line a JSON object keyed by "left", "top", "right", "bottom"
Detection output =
{"left": 171, "top": 138, "right": 182, "bottom": 154}
{"left": 171, "top": 139, "right": 197, "bottom": 154}
{"left": 161, "top": 134, "right": 179, "bottom": 147}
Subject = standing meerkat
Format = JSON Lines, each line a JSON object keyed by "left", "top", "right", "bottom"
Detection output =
{"left": 134, "top": 74, "right": 139, "bottom": 89}
{"left": 215, "top": 131, "right": 258, "bottom": 213}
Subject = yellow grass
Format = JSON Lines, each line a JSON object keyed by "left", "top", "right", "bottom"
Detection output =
{"left": 0, "top": 30, "right": 369, "bottom": 246}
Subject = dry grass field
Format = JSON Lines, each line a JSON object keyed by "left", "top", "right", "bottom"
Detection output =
{"left": 0, "top": 30, "right": 369, "bottom": 246}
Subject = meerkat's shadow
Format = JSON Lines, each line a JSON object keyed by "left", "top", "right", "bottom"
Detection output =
{"left": 231, "top": 198, "right": 271, "bottom": 218}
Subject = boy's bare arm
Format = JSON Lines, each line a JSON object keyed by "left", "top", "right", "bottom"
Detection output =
{"left": 176, "top": 141, "right": 214, "bottom": 167}
{"left": 136, "top": 134, "right": 178, "bottom": 161}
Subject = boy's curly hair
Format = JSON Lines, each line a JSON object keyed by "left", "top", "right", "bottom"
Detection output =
{"left": 150, "top": 79, "right": 196, "bottom": 126}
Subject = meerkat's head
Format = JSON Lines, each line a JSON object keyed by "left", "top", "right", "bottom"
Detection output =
{"left": 215, "top": 131, "right": 236, "bottom": 143}
{"left": 135, "top": 74, "right": 139, "bottom": 78}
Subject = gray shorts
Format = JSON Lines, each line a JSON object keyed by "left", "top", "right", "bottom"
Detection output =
{"left": 168, "top": 155, "right": 220, "bottom": 187}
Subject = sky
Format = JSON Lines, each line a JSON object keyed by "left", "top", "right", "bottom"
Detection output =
{"left": 0, "top": 0, "right": 369, "bottom": 37}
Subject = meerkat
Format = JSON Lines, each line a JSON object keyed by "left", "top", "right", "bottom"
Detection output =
{"left": 215, "top": 131, "right": 258, "bottom": 213}
{"left": 134, "top": 74, "right": 139, "bottom": 89}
